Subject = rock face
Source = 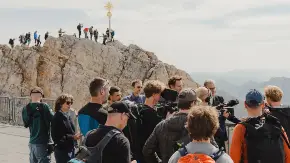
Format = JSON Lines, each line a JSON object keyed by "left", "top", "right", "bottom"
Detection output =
{"left": 0, "top": 35, "right": 199, "bottom": 109}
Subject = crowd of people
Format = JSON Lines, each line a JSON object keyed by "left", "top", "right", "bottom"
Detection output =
{"left": 8, "top": 23, "right": 115, "bottom": 48}
{"left": 22, "top": 76, "right": 290, "bottom": 163}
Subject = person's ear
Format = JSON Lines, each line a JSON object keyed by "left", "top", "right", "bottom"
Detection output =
{"left": 261, "top": 101, "right": 265, "bottom": 108}
{"left": 244, "top": 101, "right": 248, "bottom": 109}
{"left": 121, "top": 113, "right": 126, "bottom": 121}
{"left": 100, "top": 89, "right": 104, "bottom": 95}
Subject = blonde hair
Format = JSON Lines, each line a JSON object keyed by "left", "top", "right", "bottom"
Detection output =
{"left": 264, "top": 85, "right": 283, "bottom": 102}
{"left": 196, "top": 87, "right": 210, "bottom": 100}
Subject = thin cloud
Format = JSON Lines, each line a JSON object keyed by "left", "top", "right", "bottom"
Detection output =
{"left": 0, "top": 0, "right": 290, "bottom": 72}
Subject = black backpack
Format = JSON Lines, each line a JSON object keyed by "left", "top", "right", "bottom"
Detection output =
{"left": 131, "top": 104, "right": 148, "bottom": 129}
{"left": 127, "top": 103, "right": 149, "bottom": 161}
{"left": 68, "top": 129, "right": 121, "bottom": 163}
{"left": 241, "top": 113, "right": 290, "bottom": 163}
{"left": 267, "top": 105, "right": 290, "bottom": 140}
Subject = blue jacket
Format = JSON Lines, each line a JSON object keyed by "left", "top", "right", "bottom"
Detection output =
{"left": 78, "top": 103, "right": 108, "bottom": 136}
{"left": 122, "top": 93, "right": 145, "bottom": 104}
{"left": 34, "top": 32, "right": 38, "bottom": 40}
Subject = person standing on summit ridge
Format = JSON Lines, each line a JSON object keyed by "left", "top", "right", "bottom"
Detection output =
{"left": 83, "top": 27, "right": 89, "bottom": 39}
{"left": 26, "top": 32, "right": 31, "bottom": 46}
{"left": 89, "top": 26, "right": 94, "bottom": 40}
{"left": 9, "top": 38, "right": 15, "bottom": 48}
{"left": 77, "top": 23, "right": 83, "bottom": 38}
{"left": 93, "top": 29, "right": 98, "bottom": 42}
{"left": 58, "top": 28, "right": 65, "bottom": 37}
{"left": 44, "top": 32, "right": 49, "bottom": 40}
{"left": 34, "top": 31, "right": 38, "bottom": 46}
{"left": 36, "top": 35, "right": 41, "bottom": 47}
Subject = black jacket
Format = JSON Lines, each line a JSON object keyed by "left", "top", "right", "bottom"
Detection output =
{"left": 51, "top": 111, "right": 76, "bottom": 150}
{"left": 143, "top": 112, "right": 218, "bottom": 163}
{"left": 211, "top": 96, "right": 240, "bottom": 141}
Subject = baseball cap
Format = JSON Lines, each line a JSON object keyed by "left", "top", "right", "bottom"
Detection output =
{"left": 178, "top": 88, "right": 197, "bottom": 103}
{"left": 30, "top": 87, "right": 44, "bottom": 96}
{"left": 245, "top": 89, "right": 264, "bottom": 108}
{"left": 107, "top": 101, "right": 136, "bottom": 119}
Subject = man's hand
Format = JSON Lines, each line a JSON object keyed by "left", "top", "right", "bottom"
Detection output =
{"left": 223, "top": 109, "right": 230, "bottom": 118}
{"left": 73, "top": 133, "right": 82, "bottom": 140}
{"left": 264, "top": 108, "right": 270, "bottom": 114}
{"left": 131, "top": 160, "right": 137, "bottom": 163}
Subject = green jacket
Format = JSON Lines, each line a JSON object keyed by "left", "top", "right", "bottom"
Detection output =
{"left": 22, "top": 102, "right": 54, "bottom": 144}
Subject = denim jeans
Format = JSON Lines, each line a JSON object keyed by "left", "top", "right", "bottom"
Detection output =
{"left": 29, "top": 144, "right": 51, "bottom": 163}
{"left": 54, "top": 148, "right": 75, "bottom": 163}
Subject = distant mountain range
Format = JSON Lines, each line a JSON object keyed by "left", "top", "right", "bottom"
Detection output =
{"left": 191, "top": 69, "right": 290, "bottom": 85}
{"left": 191, "top": 69, "right": 290, "bottom": 118}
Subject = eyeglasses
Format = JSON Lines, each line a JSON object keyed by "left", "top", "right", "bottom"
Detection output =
{"left": 66, "top": 101, "right": 73, "bottom": 105}
{"left": 208, "top": 87, "right": 216, "bottom": 90}
{"left": 137, "top": 86, "right": 142, "bottom": 89}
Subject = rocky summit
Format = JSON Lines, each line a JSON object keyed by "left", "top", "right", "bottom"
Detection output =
{"left": 0, "top": 35, "right": 199, "bottom": 109}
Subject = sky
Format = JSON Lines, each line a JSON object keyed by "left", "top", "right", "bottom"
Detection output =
{"left": 1, "top": 0, "right": 290, "bottom": 73}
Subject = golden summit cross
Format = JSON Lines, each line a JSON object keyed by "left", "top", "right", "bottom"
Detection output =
{"left": 105, "top": 2, "right": 113, "bottom": 12}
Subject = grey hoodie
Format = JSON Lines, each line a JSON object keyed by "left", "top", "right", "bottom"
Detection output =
{"left": 143, "top": 112, "right": 218, "bottom": 163}
{"left": 168, "top": 142, "right": 233, "bottom": 163}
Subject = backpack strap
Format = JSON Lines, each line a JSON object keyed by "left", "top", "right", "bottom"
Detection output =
{"left": 136, "top": 104, "right": 149, "bottom": 124}
{"left": 93, "top": 129, "right": 121, "bottom": 151}
{"left": 178, "top": 147, "right": 188, "bottom": 157}
{"left": 281, "top": 130, "right": 290, "bottom": 149}
{"left": 210, "top": 149, "right": 225, "bottom": 161}
{"left": 82, "top": 129, "right": 98, "bottom": 146}
{"left": 24, "top": 103, "right": 45, "bottom": 128}
{"left": 24, "top": 103, "right": 33, "bottom": 128}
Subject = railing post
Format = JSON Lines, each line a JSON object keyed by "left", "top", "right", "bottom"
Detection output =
{"left": 227, "top": 124, "right": 230, "bottom": 153}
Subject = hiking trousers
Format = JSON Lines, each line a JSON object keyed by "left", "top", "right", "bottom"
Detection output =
{"left": 29, "top": 143, "right": 51, "bottom": 163}
{"left": 78, "top": 30, "right": 81, "bottom": 38}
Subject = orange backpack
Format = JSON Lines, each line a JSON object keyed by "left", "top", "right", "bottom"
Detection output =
{"left": 177, "top": 147, "right": 224, "bottom": 163}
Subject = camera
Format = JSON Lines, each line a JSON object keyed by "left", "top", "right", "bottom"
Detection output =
{"left": 156, "top": 88, "right": 179, "bottom": 119}
{"left": 216, "top": 99, "right": 239, "bottom": 116}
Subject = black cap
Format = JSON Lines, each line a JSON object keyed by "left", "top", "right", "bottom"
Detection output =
{"left": 108, "top": 101, "right": 136, "bottom": 119}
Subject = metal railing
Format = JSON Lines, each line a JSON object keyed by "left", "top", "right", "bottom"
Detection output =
{"left": 0, "top": 96, "right": 55, "bottom": 126}
{"left": 225, "top": 122, "right": 236, "bottom": 152}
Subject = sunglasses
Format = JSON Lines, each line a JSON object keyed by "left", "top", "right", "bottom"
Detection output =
{"left": 66, "top": 101, "right": 73, "bottom": 105}
{"left": 137, "top": 86, "right": 142, "bottom": 89}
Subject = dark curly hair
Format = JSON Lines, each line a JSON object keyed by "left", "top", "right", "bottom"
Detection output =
{"left": 54, "top": 94, "right": 74, "bottom": 112}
